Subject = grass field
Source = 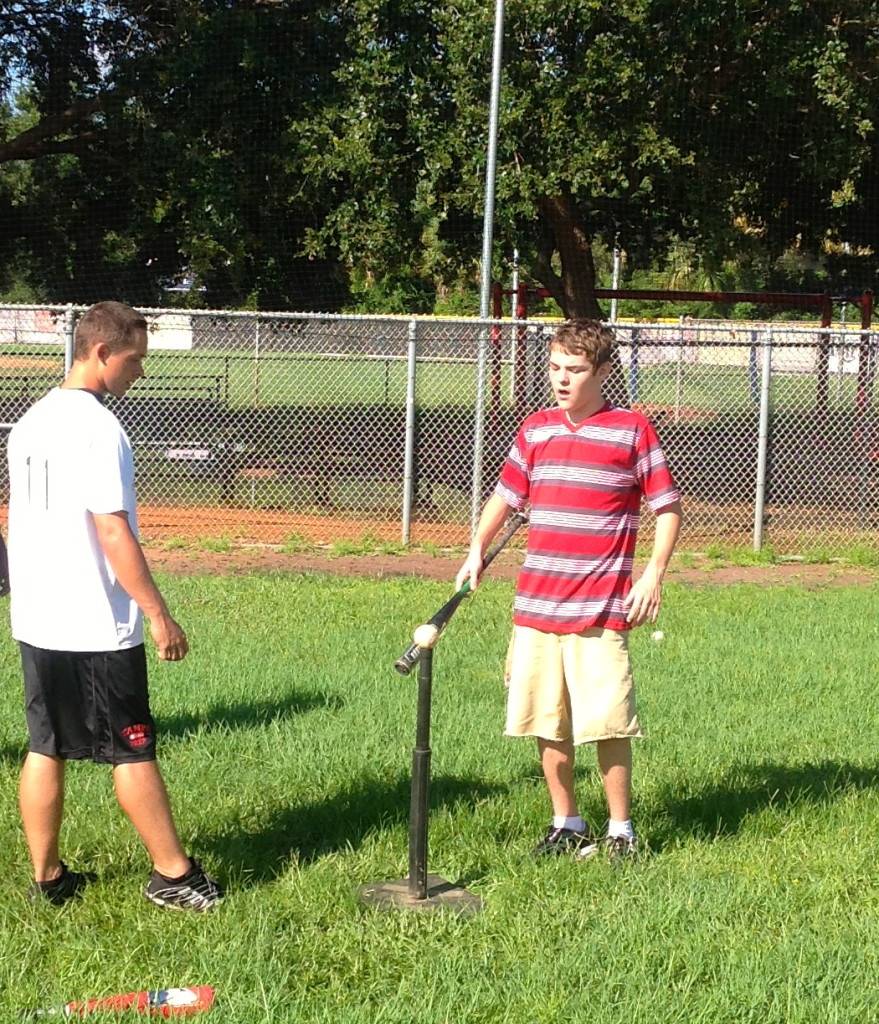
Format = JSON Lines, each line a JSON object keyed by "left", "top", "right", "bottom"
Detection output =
{"left": 133, "top": 349, "right": 862, "bottom": 416}
{"left": 1, "top": 574, "right": 878, "bottom": 1022}
{"left": 1, "top": 342, "right": 860, "bottom": 417}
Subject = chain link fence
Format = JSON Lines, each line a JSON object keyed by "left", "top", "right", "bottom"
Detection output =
{"left": 1, "top": 304, "right": 877, "bottom": 553}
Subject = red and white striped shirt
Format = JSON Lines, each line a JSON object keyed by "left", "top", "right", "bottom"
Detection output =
{"left": 495, "top": 403, "right": 679, "bottom": 633}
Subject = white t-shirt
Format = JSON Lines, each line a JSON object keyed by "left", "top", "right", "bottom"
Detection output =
{"left": 7, "top": 388, "right": 143, "bottom": 651}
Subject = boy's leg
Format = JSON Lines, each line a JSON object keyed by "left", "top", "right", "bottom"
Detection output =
{"left": 116, "top": 761, "right": 223, "bottom": 910}
{"left": 538, "top": 737, "right": 578, "bottom": 816}
{"left": 113, "top": 761, "right": 191, "bottom": 879}
{"left": 596, "top": 737, "right": 632, "bottom": 821}
{"left": 533, "top": 737, "right": 597, "bottom": 856}
{"left": 507, "top": 627, "right": 594, "bottom": 854}
{"left": 20, "top": 752, "right": 65, "bottom": 882}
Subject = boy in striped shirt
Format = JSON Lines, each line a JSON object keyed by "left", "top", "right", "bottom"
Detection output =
{"left": 457, "top": 320, "right": 682, "bottom": 858}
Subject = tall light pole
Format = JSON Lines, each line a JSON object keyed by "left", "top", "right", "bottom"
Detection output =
{"left": 471, "top": 0, "right": 505, "bottom": 534}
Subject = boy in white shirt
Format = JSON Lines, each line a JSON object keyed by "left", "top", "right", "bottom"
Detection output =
{"left": 7, "top": 301, "right": 222, "bottom": 911}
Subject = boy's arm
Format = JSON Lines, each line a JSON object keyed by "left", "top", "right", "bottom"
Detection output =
{"left": 92, "top": 511, "right": 189, "bottom": 661}
{"left": 624, "top": 499, "right": 683, "bottom": 626}
{"left": 455, "top": 493, "right": 514, "bottom": 591}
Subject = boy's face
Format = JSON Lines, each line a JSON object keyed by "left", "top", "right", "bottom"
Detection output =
{"left": 99, "top": 329, "right": 148, "bottom": 398}
{"left": 548, "top": 345, "right": 610, "bottom": 420}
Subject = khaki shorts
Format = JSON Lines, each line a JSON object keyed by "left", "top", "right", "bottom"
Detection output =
{"left": 504, "top": 625, "right": 643, "bottom": 745}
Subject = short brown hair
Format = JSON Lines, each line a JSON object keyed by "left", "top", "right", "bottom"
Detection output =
{"left": 74, "top": 301, "right": 147, "bottom": 361}
{"left": 550, "top": 319, "right": 615, "bottom": 369}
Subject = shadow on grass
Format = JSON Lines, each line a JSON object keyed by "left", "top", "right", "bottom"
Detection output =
{"left": 653, "top": 760, "right": 879, "bottom": 846}
{"left": 203, "top": 772, "right": 507, "bottom": 884}
{"left": 157, "top": 691, "right": 343, "bottom": 740}
{"left": 0, "top": 693, "right": 340, "bottom": 765}
{"left": 0, "top": 739, "right": 27, "bottom": 765}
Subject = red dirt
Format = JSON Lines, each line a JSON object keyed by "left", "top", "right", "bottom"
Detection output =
{"left": 631, "top": 401, "right": 714, "bottom": 424}
{"left": 142, "top": 545, "right": 877, "bottom": 589}
{"left": 137, "top": 506, "right": 471, "bottom": 545}
{"left": 0, "top": 355, "right": 61, "bottom": 371}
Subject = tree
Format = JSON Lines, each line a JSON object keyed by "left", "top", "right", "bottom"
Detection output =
{"left": 3, "top": 1, "right": 877, "bottom": 312}
{"left": 295, "top": 0, "right": 879, "bottom": 316}
{"left": 0, "top": 1, "right": 351, "bottom": 308}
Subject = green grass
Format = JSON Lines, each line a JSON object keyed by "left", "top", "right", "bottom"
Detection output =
{"left": 198, "top": 535, "right": 233, "bottom": 553}
{"left": 83, "top": 346, "right": 864, "bottom": 415}
{"left": 1, "top": 576, "right": 879, "bottom": 1022}
{"left": 0, "top": 339, "right": 863, "bottom": 418}
{"left": 128, "top": 349, "right": 510, "bottom": 410}
{"left": 695, "top": 543, "right": 778, "bottom": 567}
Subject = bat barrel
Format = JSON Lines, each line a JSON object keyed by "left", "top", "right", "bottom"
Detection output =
{"left": 394, "top": 644, "right": 420, "bottom": 675}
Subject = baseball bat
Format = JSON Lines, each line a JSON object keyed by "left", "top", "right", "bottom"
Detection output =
{"left": 0, "top": 531, "right": 9, "bottom": 598}
{"left": 394, "top": 511, "right": 527, "bottom": 675}
{"left": 21, "top": 985, "right": 215, "bottom": 1019}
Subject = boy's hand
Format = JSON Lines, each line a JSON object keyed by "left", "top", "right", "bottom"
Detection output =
{"left": 624, "top": 563, "right": 663, "bottom": 626}
{"left": 455, "top": 548, "right": 485, "bottom": 591}
{"left": 150, "top": 612, "right": 189, "bottom": 661}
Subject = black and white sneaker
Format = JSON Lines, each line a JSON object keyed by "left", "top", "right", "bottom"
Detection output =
{"left": 29, "top": 862, "right": 94, "bottom": 906}
{"left": 145, "top": 858, "right": 223, "bottom": 912}
{"left": 532, "top": 826, "right": 599, "bottom": 859}
{"left": 603, "top": 834, "right": 639, "bottom": 862}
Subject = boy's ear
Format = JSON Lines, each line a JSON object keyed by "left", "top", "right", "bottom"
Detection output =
{"left": 597, "top": 361, "right": 612, "bottom": 381}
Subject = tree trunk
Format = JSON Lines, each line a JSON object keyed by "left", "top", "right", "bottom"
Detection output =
{"left": 532, "top": 192, "right": 628, "bottom": 406}
{"left": 534, "top": 193, "right": 603, "bottom": 318}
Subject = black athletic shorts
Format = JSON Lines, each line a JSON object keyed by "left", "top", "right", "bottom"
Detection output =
{"left": 20, "top": 642, "right": 157, "bottom": 764}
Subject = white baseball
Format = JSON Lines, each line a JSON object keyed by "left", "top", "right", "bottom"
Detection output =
{"left": 413, "top": 623, "right": 440, "bottom": 649}
{"left": 651, "top": 629, "right": 665, "bottom": 642}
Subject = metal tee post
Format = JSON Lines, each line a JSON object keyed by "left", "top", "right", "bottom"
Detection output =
{"left": 359, "top": 647, "right": 483, "bottom": 915}
{"left": 407, "top": 647, "right": 433, "bottom": 899}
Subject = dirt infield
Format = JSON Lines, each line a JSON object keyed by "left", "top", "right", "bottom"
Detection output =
{"left": 0, "top": 355, "right": 61, "bottom": 371}
{"left": 137, "top": 505, "right": 472, "bottom": 545}
{"left": 142, "top": 544, "right": 877, "bottom": 589}
{"left": 0, "top": 502, "right": 871, "bottom": 586}
{"left": 632, "top": 401, "right": 715, "bottom": 424}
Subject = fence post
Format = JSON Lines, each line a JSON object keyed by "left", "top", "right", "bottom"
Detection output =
{"left": 753, "top": 328, "right": 773, "bottom": 551}
{"left": 470, "top": 323, "right": 490, "bottom": 536}
{"left": 401, "top": 319, "right": 419, "bottom": 545}
{"left": 509, "top": 249, "right": 519, "bottom": 403}
{"left": 748, "top": 330, "right": 759, "bottom": 404}
{"left": 609, "top": 244, "right": 621, "bottom": 324}
{"left": 253, "top": 317, "right": 261, "bottom": 407}
{"left": 674, "top": 316, "right": 685, "bottom": 423}
{"left": 629, "top": 327, "right": 639, "bottom": 404}
{"left": 63, "top": 304, "right": 75, "bottom": 375}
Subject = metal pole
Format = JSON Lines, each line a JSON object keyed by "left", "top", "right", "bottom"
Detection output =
{"left": 748, "top": 330, "right": 758, "bottom": 405}
{"left": 408, "top": 647, "right": 433, "bottom": 900}
{"left": 253, "top": 318, "right": 261, "bottom": 407}
{"left": 472, "top": 0, "right": 505, "bottom": 534}
{"left": 753, "top": 328, "right": 773, "bottom": 551}
{"left": 63, "top": 304, "right": 75, "bottom": 375}
{"left": 478, "top": 0, "right": 505, "bottom": 321}
{"left": 510, "top": 248, "right": 519, "bottom": 402}
{"left": 674, "top": 316, "right": 685, "bottom": 423}
{"left": 629, "top": 327, "right": 639, "bottom": 404}
{"left": 836, "top": 302, "right": 847, "bottom": 404}
{"left": 401, "top": 320, "right": 418, "bottom": 545}
{"left": 609, "top": 245, "right": 621, "bottom": 323}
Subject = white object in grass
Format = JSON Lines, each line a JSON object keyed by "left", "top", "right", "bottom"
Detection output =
{"left": 651, "top": 630, "right": 665, "bottom": 642}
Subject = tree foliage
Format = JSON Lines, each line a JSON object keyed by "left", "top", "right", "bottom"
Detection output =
{"left": 306, "top": 0, "right": 879, "bottom": 314}
{"left": 1, "top": 0, "right": 877, "bottom": 312}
